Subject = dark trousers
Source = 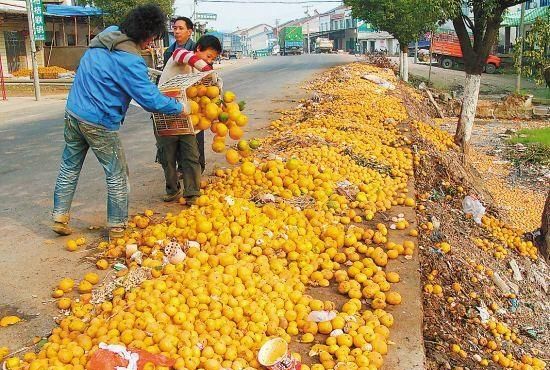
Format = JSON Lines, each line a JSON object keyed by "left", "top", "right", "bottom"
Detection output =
{"left": 156, "top": 134, "right": 201, "bottom": 198}
{"left": 196, "top": 130, "right": 206, "bottom": 173}
{"left": 176, "top": 130, "right": 205, "bottom": 173}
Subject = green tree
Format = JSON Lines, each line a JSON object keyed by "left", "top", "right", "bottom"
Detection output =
{"left": 514, "top": 16, "right": 550, "bottom": 86}
{"left": 83, "top": 0, "right": 175, "bottom": 26}
{"left": 437, "top": 0, "right": 526, "bottom": 159}
{"left": 344, "top": 0, "right": 447, "bottom": 81}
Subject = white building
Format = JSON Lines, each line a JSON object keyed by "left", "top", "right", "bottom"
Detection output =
{"left": 356, "top": 20, "right": 396, "bottom": 54}
{"left": 236, "top": 24, "right": 275, "bottom": 55}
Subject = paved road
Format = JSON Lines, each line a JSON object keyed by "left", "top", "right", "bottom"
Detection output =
{"left": 0, "top": 54, "right": 355, "bottom": 348}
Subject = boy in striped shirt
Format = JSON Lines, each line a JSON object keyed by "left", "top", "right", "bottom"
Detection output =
{"left": 156, "top": 35, "right": 222, "bottom": 204}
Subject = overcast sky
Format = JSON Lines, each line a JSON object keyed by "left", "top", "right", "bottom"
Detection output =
{"left": 173, "top": 0, "right": 340, "bottom": 32}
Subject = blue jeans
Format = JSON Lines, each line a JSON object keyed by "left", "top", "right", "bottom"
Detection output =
{"left": 52, "top": 113, "right": 129, "bottom": 228}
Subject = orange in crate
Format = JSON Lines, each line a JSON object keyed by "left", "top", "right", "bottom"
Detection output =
{"left": 152, "top": 71, "right": 216, "bottom": 136}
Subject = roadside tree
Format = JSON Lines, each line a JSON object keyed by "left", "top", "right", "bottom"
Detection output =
{"left": 438, "top": 0, "right": 526, "bottom": 159}
{"left": 83, "top": 0, "right": 175, "bottom": 25}
{"left": 514, "top": 16, "right": 550, "bottom": 87}
{"left": 538, "top": 191, "right": 550, "bottom": 261}
{"left": 344, "top": 0, "right": 447, "bottom": 82}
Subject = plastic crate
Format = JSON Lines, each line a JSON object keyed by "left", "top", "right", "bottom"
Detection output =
{"left": 152, "top": 71, "right": 215, "bottom": 136}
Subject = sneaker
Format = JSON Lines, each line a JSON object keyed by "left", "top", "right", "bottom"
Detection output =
{"left": 163, "top": 188, "right": 182, "bottom": 202}
{"left": 51, "top": 221, "right": 72, "bottom": 236}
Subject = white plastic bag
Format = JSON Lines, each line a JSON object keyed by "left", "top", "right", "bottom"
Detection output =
{"left": 462, "top": 195, "right": 486, "bottom": 224}
{"left": 307, "top": 310, "right": 337, "bottom": 322}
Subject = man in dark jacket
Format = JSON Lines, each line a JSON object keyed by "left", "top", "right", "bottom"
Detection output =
{"left": 161, "top": 17, "right": 206, "bottom": 173}
{"left": 163, "top": 17, "right": 196, "bottom": 66}
{"left": 52, "top": 5, "right": 184, "bottom": 239}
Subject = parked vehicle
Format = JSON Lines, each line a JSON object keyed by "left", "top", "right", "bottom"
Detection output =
{"left": 272, "top": 45, "right": 280, "bottom": 55}
{"left": 431, "top": 34, "right": 501, "bottom": 74}
{"left": 278, "top": 26, "right": 303, "bottom": 56}
{"left": 315, "top": 38, "right": 333, "bottom": 53}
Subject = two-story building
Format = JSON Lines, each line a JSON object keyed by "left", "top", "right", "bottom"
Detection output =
{"left": 290, "top": 5, "right": 397, "bottom": 55}
{"left": 235, "top": 24, "right": 275, "bottom": 56}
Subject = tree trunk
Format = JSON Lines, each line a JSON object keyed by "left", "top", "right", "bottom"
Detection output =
{"left": 400, "top": 44, "right": 409, "bottom": 82}
{"left": 537, "top": 190, "right": 550, "bottom": 261}
{"left": 454, "top": 73, "right": 481, "bottom": 162}
{"left": 403, "top": 51, "right": 409, "bottom": 82}
{"left": 399, "top": 50, "right": 403, "bottom": 79}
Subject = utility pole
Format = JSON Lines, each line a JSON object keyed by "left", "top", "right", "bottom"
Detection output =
{"left": 516, "top": 2, "right": 526, "bottom": 94}
{"left": 25, "top": 0, "right": 41, "bottom": 101}
{"left": 192, "top": 0, "right": 198, "bottom": 42}
{"left": 303, "top": 5, "right": 312, "bottom": 54}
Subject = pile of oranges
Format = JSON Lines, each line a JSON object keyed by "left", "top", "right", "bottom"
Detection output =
{"left": 3, "top": 63, "right": 546, "bottom": 370}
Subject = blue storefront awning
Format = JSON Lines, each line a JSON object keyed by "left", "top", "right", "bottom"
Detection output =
{"left": 45, "top": 5, "right": 103, "bottom": 17}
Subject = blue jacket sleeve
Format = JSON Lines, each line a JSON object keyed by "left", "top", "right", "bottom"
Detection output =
{"left": 120, "top": 57, "right": 183, "bottom": 114}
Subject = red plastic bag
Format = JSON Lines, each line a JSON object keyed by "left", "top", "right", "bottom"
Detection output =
{"left": 134, "top": 348, "right": 175, "bottom": 369}
{"left": 87, "top": 349, "right": 126, "bottom": 370}
{"left": 87, "top": 347, "right": 175, "bottom": 370}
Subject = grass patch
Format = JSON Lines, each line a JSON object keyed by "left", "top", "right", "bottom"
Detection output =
{"left": 509, "top": 127, "right": 550, "bottom": 147}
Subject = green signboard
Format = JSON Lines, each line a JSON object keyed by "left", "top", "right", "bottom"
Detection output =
{"left": 195, "top": 12, "right": 217, "bottom": 21}
{"left": 30, "top": 0, "right": 45, "bottom": 41}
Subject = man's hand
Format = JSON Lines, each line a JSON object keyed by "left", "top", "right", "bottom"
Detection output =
{"left": 180, "top": 101, "right": 191, "bottom": 115}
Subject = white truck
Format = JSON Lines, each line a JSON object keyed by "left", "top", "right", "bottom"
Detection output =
{"left": 315, "top": 38, "right": 333, "bottom": 53}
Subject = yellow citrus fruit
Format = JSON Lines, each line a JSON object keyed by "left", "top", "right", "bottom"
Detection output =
{"left": 223, "top": 90, "right": 236, "bottom": 103}
{"left": 196, "top": 85, "right": 207, "bottom": 97}
{"left": 212, "top": 140, "right": 226, "bottom": 153}
{"left": 189, "top": 114, "right": 200, "bottom": 127}
{"left": 241, "top": 162, "right": 255, "bottom": 176}
{"left": 96, "top": 259, "right": 109, "bottom": 270}
{"left": 186, "top": 86, "right": 198, "bottom": 98}
{"left": 57, "top": 297, "right": 72, "bottom": 310}
{"left": 216, "top": 123, "right": 228, "bottom": 137}
{"left": 386, "top": 291, "right": 402, "bottom": 305}
{"left": 237, "top": 140, "right": 249, "bottom": 151}
{"left": 225, "top": 149, "right": 240, "bottom": 165}
{"left": 196, "top": 117, "right": 212, "bottom": 131}
{"left": 58, "top": 278, "right": 74, "bottom": 293}
{"left": 66, "top": 239, "right": 78, "bottom": 251}
{"left": 205, "top": 103, "right": 219, "bottom": 120}
{"left": 78, "top": 280, "right": 93, "bottom": 294}
{"left": 229, "top": 126, "right": 244, "bottom": 140}
{"left": 235, "top": 114, "right": 248, "bottom": 127}
{"left": 84, "top": 272, "right": 99, "bottom": 285}
{"left": 189, "top": 100, "right": 200, "bottom": 114}
{"left": 206, "top": 86, "right": 220, "bottom": 99}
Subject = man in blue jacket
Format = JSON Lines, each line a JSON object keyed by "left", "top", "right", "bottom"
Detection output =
{"left": 51, "top": 4, "right": 184, "bottom": 239}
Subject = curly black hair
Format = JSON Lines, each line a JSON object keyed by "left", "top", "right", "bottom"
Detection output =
{"left": 120, "top": 4, "right": 167, "bottom": 43}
